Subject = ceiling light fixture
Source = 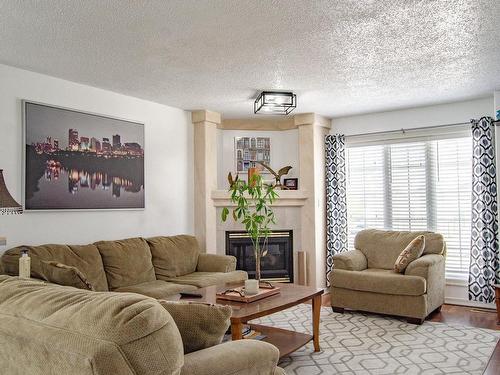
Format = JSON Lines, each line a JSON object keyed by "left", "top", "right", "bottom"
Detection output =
{"left": 254, "top": 91, "right": 296, "bottom": 115}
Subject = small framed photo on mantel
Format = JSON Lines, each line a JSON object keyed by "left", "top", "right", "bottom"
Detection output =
{"left": 283, "top": 178, "right": 298, "bottom": 190}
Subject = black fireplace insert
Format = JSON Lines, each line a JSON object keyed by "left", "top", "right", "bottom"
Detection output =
{"left": 225, "top": 230, "right": 293, "bottom": 282}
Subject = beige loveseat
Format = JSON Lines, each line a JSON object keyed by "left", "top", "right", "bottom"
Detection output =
{"left": 0, "top": 276, "right": 285, "bottom": 375}
{"left": 329, "top": 229, "right": 446, "bottom": 324}
{"left": 1, "top": 235, "right": 247, "bottom": 298}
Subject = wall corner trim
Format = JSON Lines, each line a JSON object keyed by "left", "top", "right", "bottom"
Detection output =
{"left": 191, "top": 110, "right": 221, "bottom": 124}
{"left": 219, "top": 118, "right": 296, "bottom": 131}
{"left": 294, "top": 113, "right": 331, "bottom": 129}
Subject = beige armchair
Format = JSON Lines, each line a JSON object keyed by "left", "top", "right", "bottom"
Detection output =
{"left": 329, "top": 229, "right": 446, "bottom": 324}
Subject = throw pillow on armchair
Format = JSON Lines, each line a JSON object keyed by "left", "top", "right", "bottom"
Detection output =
{"left": 394, "top": 235, "right": 426, "bottom": 273}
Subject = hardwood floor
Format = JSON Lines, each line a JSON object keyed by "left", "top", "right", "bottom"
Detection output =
{"left": 320, "top": 295, "right": 499, "bottom": 374}
{"left": 428, "top": 304, "right": 499, "bottom": 330}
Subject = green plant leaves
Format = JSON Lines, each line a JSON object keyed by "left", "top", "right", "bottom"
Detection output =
{"left": 220, "top": 174, "right": 280, "bottom": 258}
{"left": 221, "top": 207, "right": 229, "bottom": 222}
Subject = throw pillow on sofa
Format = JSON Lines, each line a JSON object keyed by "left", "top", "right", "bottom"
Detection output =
{"left": 39, "top": 261, "right": 94, "bottom": 290}
{"left": 159, "top": 300, "right": 231, "bottom": 354}
{"left": 147, "top": 235, "right": 199, "bottom": 278}
{"left": 94, "top": 237, "right": 156, "bottom": 290}
{"left": 394, "top": 235, "right": 425, "bottom": 273}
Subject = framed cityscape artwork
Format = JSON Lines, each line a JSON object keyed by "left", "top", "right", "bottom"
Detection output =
{"left": 23, "top": 101, "right": 145, "bottom": 210}
{"left": 235, "top": 136, "right": 271, "bottom": 174}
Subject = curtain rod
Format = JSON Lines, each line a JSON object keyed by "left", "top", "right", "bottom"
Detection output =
{"left": 346, "top": 117, "right": 500, "bottom": 138}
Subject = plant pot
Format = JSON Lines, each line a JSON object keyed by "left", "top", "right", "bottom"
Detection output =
{"left": 247, "top": 167, "right": 260, "bottom": 187}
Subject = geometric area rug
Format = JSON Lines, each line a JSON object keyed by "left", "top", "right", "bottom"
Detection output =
{"left": 251, "top": 304, "right": 500, "bottom": 375}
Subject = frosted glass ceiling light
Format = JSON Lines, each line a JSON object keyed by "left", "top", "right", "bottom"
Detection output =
{"left": 254, "top": 91, "right": 296, "bottom": 115}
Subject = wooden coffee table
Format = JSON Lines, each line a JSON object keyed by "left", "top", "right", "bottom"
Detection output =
{"left": 177, "top": 282, "right": 324, "bottom": 358}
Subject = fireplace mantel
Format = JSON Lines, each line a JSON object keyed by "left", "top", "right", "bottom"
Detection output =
{"left": 211, "top": 189, "right": 308, "bottom": 207}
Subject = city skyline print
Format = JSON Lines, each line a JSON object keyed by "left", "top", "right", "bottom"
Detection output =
{"left": 24, "top": 101, "right": 145, "bottom": 210}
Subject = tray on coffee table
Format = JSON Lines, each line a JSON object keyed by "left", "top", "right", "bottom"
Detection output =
{"left": 216, "top": 286, "right": 280, "bottom": 303}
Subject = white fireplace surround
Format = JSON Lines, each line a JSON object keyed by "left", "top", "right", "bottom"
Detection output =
{"left": 193, "top": 111, "right": 331, "bottom": 289}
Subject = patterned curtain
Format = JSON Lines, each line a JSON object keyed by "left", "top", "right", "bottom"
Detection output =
{"left": 469, "top": 117, "right": 499, "bottom": 303}
{"left": 325, "top": 134, "right": 348, "bottom": 286}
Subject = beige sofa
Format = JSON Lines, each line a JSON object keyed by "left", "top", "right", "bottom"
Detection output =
{"left": 329, "top": 229, "right": 446, "bottom": 324}
{"left": 1, "top": 235, "right": 247, "bottom": 299}
{"left": 0, "top": 275, "right": 285, "bottom": 375}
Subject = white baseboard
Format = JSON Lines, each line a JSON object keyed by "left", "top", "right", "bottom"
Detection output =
{"left": 444, "top": 297, "right": 496, "bottom": 310}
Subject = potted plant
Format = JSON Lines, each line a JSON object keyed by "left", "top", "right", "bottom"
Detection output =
{"left": 221, "top": 173, "right": 279, "bottom": 282}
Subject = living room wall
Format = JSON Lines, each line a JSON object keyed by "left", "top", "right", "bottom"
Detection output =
{"left": 0, "top": 64, "right": 193, "bottom": 249}
{"left": 330, "top": 96, "right": 495, "bottom": 308}
{"left": 331, "top": 96, "right": 493, "bottom": 135}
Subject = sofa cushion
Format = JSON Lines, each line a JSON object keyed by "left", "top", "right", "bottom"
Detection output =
{"left": 332, "top": 249, "right": 367, "bottom": 271}
{"left": 394, "top": 235, "right": 425, "bottom": 273}
{"left": 95, "top": 237, "right": 156, "bottom": 290}
{"left": 147, "top": 235, "right": 200, "bottom": 277}
{"left": 197, "top": 253, "right": 237, "bottom": 273}
{"left": 354, "top": 229, "right": 445, "bottom": 269}
{"left": 159, "top": 301, "right": 231, "bottom": 354}
{"left": 161, "top": 271, "right": 248, "bottom": 288}
{"left": 0, "top": 276, "right": 184, "bottom": 375}
{"left": 331, "top": 268, "right": 426, "bottom": 296}
{"left": 181, "top": 340, "right": 283, "bottom": 375}
{"left": 39, "top": 261, "right": 94, "bottom": 290}
{"left": 1, "top": 244, "right": 108, "bottom": 291}
{"left": 114, "top": 280, "right": 197, "bottom": 299}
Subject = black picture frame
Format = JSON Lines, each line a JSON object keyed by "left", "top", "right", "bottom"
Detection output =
{"left": 283, "top": 178, "right": 298, "bottom": 190}
{"left": 23, "top": 100, "right": 145, "bottom": 211}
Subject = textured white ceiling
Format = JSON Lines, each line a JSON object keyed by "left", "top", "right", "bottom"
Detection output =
{"left": 0, "top": 0, "right": 499, "bottom": 118}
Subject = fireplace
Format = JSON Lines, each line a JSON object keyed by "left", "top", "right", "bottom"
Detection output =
{"left": 226, "top": 230, "right": 293, "bottom": 282}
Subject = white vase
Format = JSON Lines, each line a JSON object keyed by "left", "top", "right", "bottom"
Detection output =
{"left": 244, "top": 279, "right": 259, "bottom": 295}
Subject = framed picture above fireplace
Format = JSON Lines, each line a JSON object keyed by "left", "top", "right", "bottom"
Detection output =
{"left": 234, "top": 136, "right": 271, "bottom": 174}
{"left": 23, "top": 101, "right": 145, "bottom": 211}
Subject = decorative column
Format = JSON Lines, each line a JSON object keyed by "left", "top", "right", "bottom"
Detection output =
{"left": 295, "top": 113, "right": 331, "bottom": 288}
{"left": 192, "top": 110, "right": 220, "bottom": 253}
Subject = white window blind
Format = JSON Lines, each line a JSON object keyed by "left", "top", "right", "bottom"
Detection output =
{"left": 390, "top": 142, "right": 429, "bottom": 231}
{"left": 433, "top": 138, "right": 472, "bottom": 279}
{"left": 346, "top": 133, "right": 472, "bottom": 280}
{"left": 346, "top": 145, "right": 385, "bottom": 247}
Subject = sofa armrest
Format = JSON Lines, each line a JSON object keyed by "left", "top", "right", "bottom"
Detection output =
{"left": 405, "top": 254, "right": 446, "bottom": 312}
{"left": 333, "top": 250, "right": 367, "bottom": 271}
{"left": 181, "top": 340, "right": 280, "bottom": 375}
{"left": 405, "top": 254, "right": 445, "bottom": 280}
{"left": 197, "top": 254, "right": 237, "bottom": 273}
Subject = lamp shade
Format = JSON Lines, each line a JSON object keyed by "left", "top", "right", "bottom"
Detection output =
{"left": 0, "top": 169, "right": 22, "bottom": 215}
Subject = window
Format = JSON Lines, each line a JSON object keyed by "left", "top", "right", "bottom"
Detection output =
{"left": 346, "top": 133, "right": 472, "bottom": 280}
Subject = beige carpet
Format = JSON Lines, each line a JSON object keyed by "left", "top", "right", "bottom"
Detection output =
{"left": 252, "top": 305, "right": 500, "bottom": 375}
